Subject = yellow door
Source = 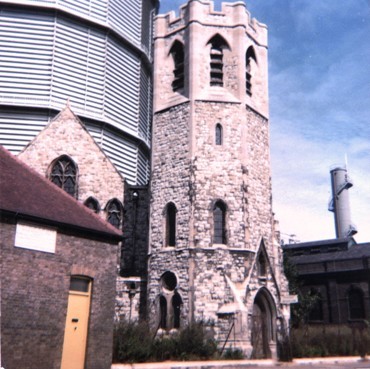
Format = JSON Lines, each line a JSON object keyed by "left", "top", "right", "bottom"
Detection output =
{"left": 61, "top": 277, "right": 92, "bottom": 369}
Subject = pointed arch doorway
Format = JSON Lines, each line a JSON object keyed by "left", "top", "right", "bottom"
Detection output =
{"left": 251, "top": 288, "right": 276, "bottom": 359}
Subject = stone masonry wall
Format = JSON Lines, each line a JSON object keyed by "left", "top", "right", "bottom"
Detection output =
{"left": 192, "top": 101, "right": 273, "bottom": 252}
{"left": 148, "top": 102, "right": 192, "bottom": 326}
{"left": 1, "top": 218, "right": 118, "bottom": 369}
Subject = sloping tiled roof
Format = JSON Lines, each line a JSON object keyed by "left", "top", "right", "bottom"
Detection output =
{"left": 0, "top": 145, "right": 122, "bottom": 239}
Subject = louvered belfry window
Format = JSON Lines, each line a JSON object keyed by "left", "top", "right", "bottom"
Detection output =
{"left": 208, "top": 35, "right": 228, "bottom": 87}
{"left": 170, "top": 41, "right": 185, "bottom": 91}
{"left": 246, "top": 46, "right": 257, "bottom": 96}
{"left": 210, "top": 43, "right": 224, "bottom": 86}
{"left": 50, "top": 156, "right": 78, "bottom": 197}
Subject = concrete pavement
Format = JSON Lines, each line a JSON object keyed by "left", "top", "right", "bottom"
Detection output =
{"left": 112, "top": 356, "right": 369, "bottom": 369}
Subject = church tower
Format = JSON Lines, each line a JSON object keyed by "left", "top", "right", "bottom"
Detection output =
{"left": 148, "top": 0, "right": 291, "bottom": 358}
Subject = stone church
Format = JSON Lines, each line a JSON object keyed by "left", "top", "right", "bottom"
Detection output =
{"left": 1, "top": 0, "right": 293, "bottom": 359}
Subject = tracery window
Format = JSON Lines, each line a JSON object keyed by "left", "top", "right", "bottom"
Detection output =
{"left": 348, "top": 287, "right": 365, "bottom": 320}
{"left": 208, "top": 35, "right": 228, "bottom": 87}
{"left": 246, "top": 46, "right": 257, "bottom": 96}
{"left": 165, "top": 202, "right": 177, "bottom": 247}
{"left": 215, "top": 123, "right": 223, "bottom": 145}
{"left": 213, "top": 200, "right": 226, "bottom": 244}
{"left": 106, "top": 198, "right": 123, "bottom": 229}
{"left": 170, "top": 41, "right": 184, "bottom": 91}
{"left": 84, "top": 196, "right": 100, "bottom": 213}
{"left": 49, "top": 155, "right": 78, "bottom": 197}
{"left": 159, "top": 272, "right": 183, "bottom": 331}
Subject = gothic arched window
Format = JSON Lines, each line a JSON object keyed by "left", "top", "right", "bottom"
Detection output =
{"left": 170, "top": 41, "right": 184, "bottom": 91}
{"left": 160, "top": 295, "right": 167, "bottom": 329}
{"left": 246, "top": 46, "right": 257, "bottom": 96}
{"left": 215, "top": 123, "right": 223, "bottom": 145}
{"left": 106, "top": 198, "right": 123, "bottom": 229}
{"left": 165, "top": 202, "right": 177, "bottom": 247}
{"left": 84, "top": 196, "right": 100, "bottom": 213}
{"left": 348, "top": 287, "right": 365, "bottom": 320}
{"left": 172, "top": 292, "right": 183, "bottom": 329}
{"left": 213, "top": 200, "right": 226, "bottom": 244}
{"left": 208, "top": 35, "right": 228, "bottom": 87}
{"left": 49, "top": 155, "right": 78, "bottom": 198}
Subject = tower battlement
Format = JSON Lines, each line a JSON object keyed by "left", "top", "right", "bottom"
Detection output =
{"left": 154, "top": 0, "right": 269, "bottom": 116}
{"left": 156, "top": 0, "right": 267, "bottom": 47}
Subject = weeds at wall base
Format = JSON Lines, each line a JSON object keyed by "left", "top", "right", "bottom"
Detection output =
{"left": 290, "top": 324, "right": 370, "bottom": 358}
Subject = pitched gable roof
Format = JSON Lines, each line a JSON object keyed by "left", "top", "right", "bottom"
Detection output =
{"left": 0, "top": 145, "right": 122, "bottom": 240}
{"left": 19, "top": 104, "right": 124, "bottom": 182}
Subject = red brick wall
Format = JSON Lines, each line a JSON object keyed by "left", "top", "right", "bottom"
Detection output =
{"left": 1, "top": 217, "right": 118, "bottom": 369}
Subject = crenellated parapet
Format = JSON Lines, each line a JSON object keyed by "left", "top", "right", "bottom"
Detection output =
{"left": 156, "top": 0, "right": 267, "bottom": 47}
{"left": 154, "top": 0, "right": 269, "bottom": 117}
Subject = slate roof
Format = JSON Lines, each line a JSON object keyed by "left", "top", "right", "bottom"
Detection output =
{"left": 287, "top": 239, "right": 370, "bottom": 265}
{"left": 0, "top": 145, "right": 122, "bottom": 240}
{"left": 283, "top": 237, "right": 355, "bottom": 252}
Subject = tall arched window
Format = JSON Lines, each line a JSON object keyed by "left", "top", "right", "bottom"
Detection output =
{"left": 170, "top": 41, "right": 184, "bottom": 91}
{"left": 348, "top": 287, "right": 365, "bottom": 320}
{"left": 165, "top": 202, "right": 177, "bottom": 246}
{"left": 160, "top": 295, "right": 167, "bottom": 329}
{"left": 172, "top": 292, "right": 183, "bottom": 329}
{"left": 246, "top": 46, "right": 257, "bottom": 96}
{"left": 84, "top": 196, "right": 100, "bottom": 213}
{"left": 208, "top": 35, "right": 228, "bottom": 87}
{"left": 213, "top": 200, "right": 226, "bottom": 244}
{"left": 106, "top": 198, "right": 123, "bottom": 229}
{"left": 49, "top": 155, "right": 78, "bottom": 197}
{"left": 215, "top": 123, "right": 222, "bottom": 145}
{"left": 308, "top": 289, "right": 323, "bottom": 322}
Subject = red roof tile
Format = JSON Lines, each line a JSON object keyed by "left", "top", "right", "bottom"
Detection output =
{"left": 0, "top": 145, "right": 122, "bottom": 239}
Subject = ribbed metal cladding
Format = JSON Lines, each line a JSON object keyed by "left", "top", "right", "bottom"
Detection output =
{"left": 0, "top": 0, "right": 155, "bottom": 185}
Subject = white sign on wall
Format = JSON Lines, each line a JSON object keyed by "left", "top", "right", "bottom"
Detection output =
{"left": 15, "top": 222, "right": 57, "bottom": 254}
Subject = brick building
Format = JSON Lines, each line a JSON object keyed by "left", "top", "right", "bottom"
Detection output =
{"left": 0, "top": 146, "right": 122, "bottom": 369}
{"left": 284, "top": 237, "right": 370, "bottom": 325}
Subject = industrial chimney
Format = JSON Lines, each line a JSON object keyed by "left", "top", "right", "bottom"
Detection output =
{"left": 328, "top": 166, "right": 357, "bottom": 238}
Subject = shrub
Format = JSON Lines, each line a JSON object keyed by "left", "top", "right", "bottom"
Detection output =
{"left": 222, "top": 348, "right": 244, "bottom": 360}
{"left": 112, "top": 320, "right": 153, "bottom": 363}
{"left": 113, "top": 320, "right": 218, "bottom": 363}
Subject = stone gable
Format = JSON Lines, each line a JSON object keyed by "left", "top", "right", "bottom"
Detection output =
{"left": 18, "top": 105, "right": 125, "bottom": 210}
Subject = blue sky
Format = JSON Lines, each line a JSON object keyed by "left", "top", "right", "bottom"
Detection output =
{"left": 159, "top": 1, "right": 370, "bottom": 243}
